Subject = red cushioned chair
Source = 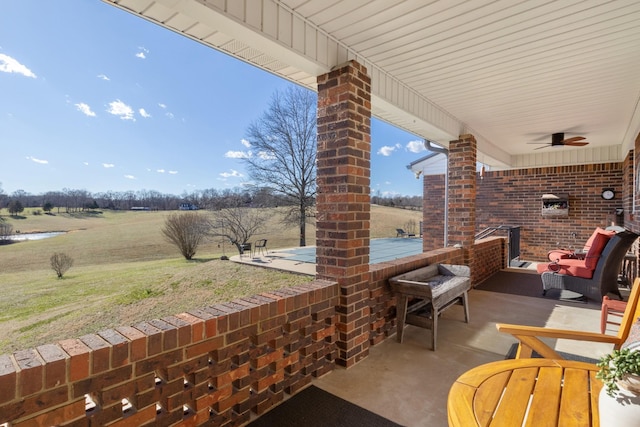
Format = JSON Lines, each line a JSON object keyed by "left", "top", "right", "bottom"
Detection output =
{"left": 538, "top": 229, "right": 638, "bottom": 302}
{"left": 547, "top": 227, "right": 615, "bottom": 262}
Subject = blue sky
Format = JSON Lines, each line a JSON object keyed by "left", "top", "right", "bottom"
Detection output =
{"left": 0, "top": 0, "right": 427, "bottom": 198}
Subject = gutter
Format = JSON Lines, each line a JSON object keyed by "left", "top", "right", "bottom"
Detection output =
{"left": 424, "top": 140, "right": 449, "bottom": 247}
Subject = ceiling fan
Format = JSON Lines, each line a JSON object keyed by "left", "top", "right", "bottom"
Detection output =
{"left": 528, "top": 132, "right": 590, "bottom": 150}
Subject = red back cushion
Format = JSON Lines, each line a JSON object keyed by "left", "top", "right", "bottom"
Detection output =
{"left": 584, "top": 231, "right": 614, "bottom": 269}
{"left": 583, "top": 227, "right": 614, "bottom": 251}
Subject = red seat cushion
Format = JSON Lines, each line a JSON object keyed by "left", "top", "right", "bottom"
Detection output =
{"left": 584, "top": 230, "right": 614, "bottom": 269}
{"left": 537, "top": 258, "right": 595, "bottom": 279}
{"left": 546, "top": 227, "right": 615, "bottom": 262}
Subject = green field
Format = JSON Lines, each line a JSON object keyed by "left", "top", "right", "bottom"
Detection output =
{"left": 0, "top": 206, "right": 421, "bottom": 354}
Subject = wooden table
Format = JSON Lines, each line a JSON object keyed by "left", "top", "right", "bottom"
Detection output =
{"left": 448, "top": 358, "right": 602, "bottom": 427}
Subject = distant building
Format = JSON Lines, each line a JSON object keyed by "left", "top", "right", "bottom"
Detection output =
{"left": 179, "top": 203, "right": 199, "bottom": 210}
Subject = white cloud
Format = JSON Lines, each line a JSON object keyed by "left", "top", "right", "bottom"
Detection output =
{"left": 26, "top": 156, "right": 48, "bottom": 164}
{"left": 258, "top": 151, "right": 275, "bottom": 160}
{"left": 136, "top": 46, "right": 149, "bottom": 59}
{"left": 75, "top": 102, "right": 96, "bottom": 117}
{"left": 107, "top": 100, "right": 135, "bottom": 121}
{"left": 241, "top": 138, "right": 251, "bottom": 148}
{"left": 156, "top": 169, "right": 165, "bottom": 173}
{"left": 165, "top": 112, "right": 174, "bottom": 119}
{"left": 168, "top": 170, "right": 178, "bottom": 175}
{"left": 377, "top": 143, "right": 401, "bottom": 156}
{"left": 0, "top": 54, "right": 36, "bottom": 78}
{"left": 103, "top": 163, "right": 115, "bottom": 168}
{"left": 158, "top": 103, "right": 166, "bottom": 109}
{"left": 97, "top": 74, "right": 110, "bottom": 81}
{"left": 139, "top": 108, "right": 151, "bottom": 118}
{"left": 83, "top": 162, "right": 89, "bottom": 166}
{"left": 406, "top": 140, "right": 426, "bottom": 153}
{"left": 225, "top": 150, "right": 251, "bottom": 159}
{"left": 220, "top": 170, "right": 243, "bottom": 178}
{"left": 124, "top": 175, "right": 136, "bottom": 180}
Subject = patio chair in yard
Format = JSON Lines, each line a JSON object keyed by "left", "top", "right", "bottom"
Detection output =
{"left": 396, "top": 228, "right": 416, "bottom": 238}
{"left": 496, "top": 277, "right": 640, "bottom": 359}
{"left": 254, "top": 239, "right": 267, "bottom": 257}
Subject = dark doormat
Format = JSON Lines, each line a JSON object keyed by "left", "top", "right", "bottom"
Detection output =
{"left": 475, "top": 270, "right": 587, "bottom": 302}
{"left": 247, "top": 385, "right": 404, "bottom": 427}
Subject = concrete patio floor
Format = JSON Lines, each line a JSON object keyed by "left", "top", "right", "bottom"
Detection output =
{"left": 312, "top": 282, "right": 612, "bottom": 427}
{"left": 233, "top": 247, "right": 614, "bottom": 426}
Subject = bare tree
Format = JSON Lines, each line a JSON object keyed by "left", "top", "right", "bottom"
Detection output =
{"left": 0, "top": 222, "right": 13, "bottom": 244}
{"left": 209, "top": 206, "right": 269, "bottom": 255}
{"left": 243, "top": 86, "right": 317, "bottom": 246}
{"left": 50, "top": 252, "right": 73, "bottom": 278}
{"left": 162, "top": 212, "right": 210, "bottom": 260}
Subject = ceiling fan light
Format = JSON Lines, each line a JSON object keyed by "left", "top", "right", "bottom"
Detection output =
{"left": 551, "top": 132, "right": 564, "bottom": 145}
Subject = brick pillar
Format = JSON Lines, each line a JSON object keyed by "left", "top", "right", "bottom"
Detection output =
{"left": 316, "top": 60, "right": 371, "bottom": 368}
{"left": 422, "top": 174, "right": 445, "bottom": 251}
{"left": 448, "top": 134, "right": 477, "bottom": 265}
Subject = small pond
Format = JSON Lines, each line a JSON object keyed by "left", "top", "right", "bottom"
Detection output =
{"left": 7, "top": 232, "right": 66, "bottom": 241}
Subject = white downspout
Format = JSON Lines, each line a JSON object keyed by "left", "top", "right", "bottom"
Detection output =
{"left": 424, "top": 140, "right": 449, "bottom": 247}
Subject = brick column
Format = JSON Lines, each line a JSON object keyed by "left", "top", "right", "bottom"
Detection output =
{"left": 422, "top": 174, "right": 445, "bottom": 250}
{"left": 448, "top": 134, "right": 477, "bottom": 265}
{"left": 316, "top": 60, "right": 371, "bottom": 368}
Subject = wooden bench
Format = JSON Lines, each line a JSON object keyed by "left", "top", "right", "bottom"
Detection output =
{"left": 389, "top": 264, "right": 470, "bottom": 350}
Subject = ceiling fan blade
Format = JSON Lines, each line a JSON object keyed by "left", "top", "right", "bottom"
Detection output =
{"left": 564, "top": 141, "right": 589, "bottom": 146}
{"left": 562, "top": 136, "right": 586, "bottom": 143}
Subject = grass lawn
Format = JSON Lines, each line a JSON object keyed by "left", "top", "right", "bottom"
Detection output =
{"left": 0, "top": 205, "right": 421, "bottom": 354}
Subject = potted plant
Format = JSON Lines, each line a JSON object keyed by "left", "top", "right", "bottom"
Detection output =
{"left": 597, "top": 347, "right": 640, "bottom": 397}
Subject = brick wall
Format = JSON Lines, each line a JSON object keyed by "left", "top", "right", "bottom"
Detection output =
{"left": 476, "top": 162, "right": 625, "bottom": 260}
{"left": 0, "top": 281, "right": 340, "bottom": 427}
{"left": 0, "top": 242, "right": 503, "bottom": 427}
{"left": 420, "top": 149, "right": 635, "bottom": 267}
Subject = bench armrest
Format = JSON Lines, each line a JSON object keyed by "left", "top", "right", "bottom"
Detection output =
{"left": 496, "top": 323, "right": 621, "bottom": 359}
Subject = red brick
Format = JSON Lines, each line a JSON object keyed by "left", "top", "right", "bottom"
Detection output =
{"left": 148, "top": 319, "right": 178, "bottom": 351}
{"left": 12, "top": 398, "right": 84, "bottom": 427}
{"left": 98, "top": 329, "right": 129, "bottom": 368}
{"left": 0, "top": 354, "right": 17, "bottom": 403}
{"left": 36, "top": 343, "right": 68, "bottom": 389}
{"left": 175, "top": 312, "right": 205, "bottom": 343}
{"left": 58, "top": 339, "right": 90, "bottom": 382}
{"left": 162, "top": 315, "right": 192, "bottom": 347}
{"left": 133, "top": 322, "right": 163, "bottom": 356}
{"left": 14, "top": 349, "right": 43, "bottom": 397}
{"left": 115, "top": 326, "right": 147, "bottom": 362}
{"left": 103, "top": 404, "right": 156, "bottom": 427}
{"left": 79, "top": 334, "right": 110, "bottom": 374}
{"left": 184, "top": 336, "right": 224, "bottom": 360}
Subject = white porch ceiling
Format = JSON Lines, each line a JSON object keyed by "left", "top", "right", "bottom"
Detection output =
{"left": 103, "top": 0, "right": 640, "bottom": 170}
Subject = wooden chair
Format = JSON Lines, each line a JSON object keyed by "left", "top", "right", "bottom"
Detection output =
{"left": 601, "top": 295, "right": 627, "bottom": 334}
{"left": 496, "top": 277, "right": 640, "bottom": 359}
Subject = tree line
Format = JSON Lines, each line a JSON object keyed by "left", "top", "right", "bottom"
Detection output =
{"left": 0, "top": 186, "right": 421, "bottom": 214}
